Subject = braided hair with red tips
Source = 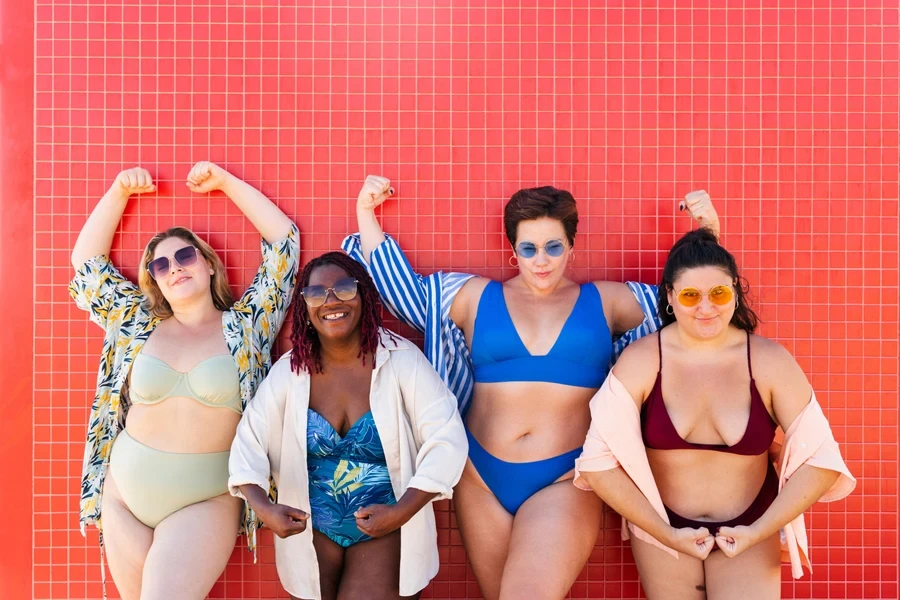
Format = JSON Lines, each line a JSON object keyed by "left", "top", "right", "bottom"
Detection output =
{"left": 289, "top": 251, "right": 394, "bottom": 375}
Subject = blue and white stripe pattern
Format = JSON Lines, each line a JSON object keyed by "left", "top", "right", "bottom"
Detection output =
{"left": 342, "top": 233, "right": 662, "bottom": 417}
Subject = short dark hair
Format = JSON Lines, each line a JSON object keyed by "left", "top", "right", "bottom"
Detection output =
{"left": 658, "top": 229, "right": 759, "bottom": 332}
{"left": 289, "top": 252, "right": 391, "bottom": 374}
{"left": 503, "top": 186, "right": 579, "bottom": 247}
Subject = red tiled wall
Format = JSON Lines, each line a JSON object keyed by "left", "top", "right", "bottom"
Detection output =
{"left": 14, "top": 1, "right": 900, "bottom": 598}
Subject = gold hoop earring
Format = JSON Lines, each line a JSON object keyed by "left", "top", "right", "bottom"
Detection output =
{"left": 509, "top": 254, "right": 519, "bottom": 268}
{"left": 666, "top": 304, "right": 674, "bottom": 315}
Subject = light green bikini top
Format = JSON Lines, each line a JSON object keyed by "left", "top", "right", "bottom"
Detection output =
{"left": 129, "top": 353, "right": 242, "bottom": 414}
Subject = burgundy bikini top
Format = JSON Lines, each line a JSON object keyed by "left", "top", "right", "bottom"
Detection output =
{"left": 640, "top": 331, "right": 776, "bottom": 456}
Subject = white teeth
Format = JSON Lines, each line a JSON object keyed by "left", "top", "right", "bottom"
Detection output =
{"left": 322, "top": 312, "right": 347, "bottom": 321}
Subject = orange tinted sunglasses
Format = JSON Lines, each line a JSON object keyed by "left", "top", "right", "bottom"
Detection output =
{"left": 675, "top": 285, "right": 734, "bottom": 307}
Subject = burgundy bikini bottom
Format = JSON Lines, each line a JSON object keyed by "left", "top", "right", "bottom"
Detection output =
{"left": 664, "top": 462, "right": 779, "bottom": 534}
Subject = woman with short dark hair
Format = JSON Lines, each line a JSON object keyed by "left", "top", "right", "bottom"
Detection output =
{"left": 343, "top": 176, "right": 721, "bottom": 599}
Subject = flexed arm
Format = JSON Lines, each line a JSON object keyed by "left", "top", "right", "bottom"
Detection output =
{"left": 71, "top": 168, "right": 156, "bottom": 269}
{"left": 355, "top": 174, "right": 395, "bottom": 262}
{"left": 600, "top": 189, "right": 723, "bottom": 335}
{"left": 186, "top": 161, "right": 293, "bottom": 243}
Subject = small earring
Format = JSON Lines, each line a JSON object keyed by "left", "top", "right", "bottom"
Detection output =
{"left": 666, "top": 304, "right": 674, "bottom": 315}
{"left": 209, "top": 269, "right": 214, "bottom": 275}
{"left": 509, "top": 254, "right": 519, "bottom": 268}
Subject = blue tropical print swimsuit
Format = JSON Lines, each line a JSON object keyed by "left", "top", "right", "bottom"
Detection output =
{"left": 307, "top": 409, "right": 397, "bottom": 547}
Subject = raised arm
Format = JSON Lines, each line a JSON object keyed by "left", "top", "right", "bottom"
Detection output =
{"left": 600, "top": 190, "right": 722, "bottom": 336}
{"left": 71, "top": 168, "right": 156, "bottom": 269}
{"left": 355, "top": 174, "right": 395, "bottom": 263}
{"left": 346, "top": 175, "right": 476, "bottom": 335}
{"left": 186, "top": 161, "right": 293, "bottom": 244}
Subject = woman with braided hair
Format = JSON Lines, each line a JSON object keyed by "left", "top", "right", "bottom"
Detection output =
{"left": 229, "top": 251, "right": 468, "bottom": 600}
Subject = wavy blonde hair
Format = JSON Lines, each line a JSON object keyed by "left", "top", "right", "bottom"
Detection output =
{"left": 138, "top": 227, "right": 234, "bottom": 319}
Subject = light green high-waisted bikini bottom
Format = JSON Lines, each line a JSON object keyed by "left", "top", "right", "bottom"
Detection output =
{"left": 109, "top": 430, "right": 230, "bottom": 528}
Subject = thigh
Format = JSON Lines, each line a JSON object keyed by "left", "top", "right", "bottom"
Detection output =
{"left": 630, "top": 536, "right": 706, "bottom": 600}
{"left": 704, "top": 532, "right": 782, "bottom": 600}
{"left": 100, "top": 468, "right": 154, "bottom": 600}
{"left": 313, "top": 529, "right": 346, "bottom": 600}
{"left": 337, "top": 529, "right": 405, "bottom": 600}
{"left": 140, "top": 493, "right": 242, "bottom": 600}
{"left": 453, "top": 460, "right": 515, "bottom": 600}
{"left": 498, "top": 478, "right": 602, "bottom": 600}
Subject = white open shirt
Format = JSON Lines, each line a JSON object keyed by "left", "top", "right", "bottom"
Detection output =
{"left": 228, "top": 329, "right": 468, "bottom": 599}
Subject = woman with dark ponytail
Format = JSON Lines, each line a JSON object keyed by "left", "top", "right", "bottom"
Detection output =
{"left": 229, "top": 252, "right": 468, "bottom": 600}
{"left": 576, "top": 229, "right": 856, "bottom": 599}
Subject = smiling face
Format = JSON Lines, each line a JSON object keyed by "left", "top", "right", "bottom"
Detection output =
{"left": 149, "top": 236, "right": 214, "bottom": 307}
{"left": 666, "top": 265, "right": 736, "bottom": 339}
{"left": 305, "top": 264, "right": 363, "bottom": 343}
{"left": 513, "top": 217, "right": 573, "bottom": 290}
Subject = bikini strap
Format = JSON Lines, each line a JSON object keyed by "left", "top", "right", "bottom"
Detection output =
{"left": 657, "top": 331, "right": 663, "bottom": 371}
{"left": 746, "top": 332, "right": 753, "bottom": 380}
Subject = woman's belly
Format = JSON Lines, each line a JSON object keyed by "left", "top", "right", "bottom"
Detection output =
{"left": 466, "top": 380, "right": 596, "bottom": 462}
{"left": 126, "top": 398, "right": 241, "bottom": 453}
{"left": 648, "top": 448, "right": 772, "bottom": 521}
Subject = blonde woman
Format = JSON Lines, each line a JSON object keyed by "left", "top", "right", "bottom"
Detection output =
{"left": 69, "top": 162, "right": 299, "bottom": 600}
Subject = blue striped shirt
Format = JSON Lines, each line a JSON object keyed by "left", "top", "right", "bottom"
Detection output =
{"left": 342, "top": 233, "right": 662, "bottom": 417}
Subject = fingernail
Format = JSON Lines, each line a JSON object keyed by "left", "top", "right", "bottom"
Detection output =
{"left": 388, "top": 187, "right": 395, "bottom": 195}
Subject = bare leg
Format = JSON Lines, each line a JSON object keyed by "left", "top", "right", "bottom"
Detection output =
{"left": 630, "top": 536, "right": 706, "bottom": 600}
{"left": 139, "top": 493, "right": 241, "bottom": 600}
{"left": 99, "top": 468, "right": 154, "bottom": 600}
{"left": 338, "top": 529, "right": 417, "bottom": 599}
{"left": 313, "top": 529, "right": 346, "bottom": 600}
{"left": 498, "top": 478, "right": 602, "bottom": 600}
{"left": 452, "top": 460, "right": 514, "bottom": 600}
{"left": 704, "top": 532, "right": 782, "bottom": 600}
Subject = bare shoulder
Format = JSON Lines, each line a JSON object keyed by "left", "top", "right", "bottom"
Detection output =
{"left": 749, "top": 334, "right": 807, "bottom": 385}
{"left": 748, "top": 333, "right": 813, "bottom": 428}
{"left": 593, "top": 280, "right": 630, "bottom": 301}
{"left": 610, "top": 332, "right": 660, "bottom": 406}
{"left": 593, "top": 280, "right": 649, "bottom": 335}
{"left": 449, "top": 276, "right": 490, "bottom": 329}
{"left": 457, "top": 275, "right": 490, "bottom": 299}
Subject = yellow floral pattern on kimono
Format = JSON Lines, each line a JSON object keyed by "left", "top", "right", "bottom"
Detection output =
{"left": 68, "top": 224, "right": 299, "bottom": 546}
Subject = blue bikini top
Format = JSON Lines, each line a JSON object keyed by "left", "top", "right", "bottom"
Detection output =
{"left": 471, "top": 281, "right": 612, "bottom": 388}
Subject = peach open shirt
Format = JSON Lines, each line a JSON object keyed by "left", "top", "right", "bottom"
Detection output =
{"left": 574, "top": 372, "right": 856, "bottom": 579}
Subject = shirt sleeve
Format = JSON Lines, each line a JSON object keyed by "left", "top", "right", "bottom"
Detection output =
{"left": 396, "top": 345, "right": 468, "bottom": 501}
{"left": 68, "top": 255, "right": 145, "bottom": 331}
{"left": 342, "top": 233, "right": 431, "bottom": 332}
{"left": 228, "top": 356, "right": 292, "bottom": 500}
{"left": 233, "top": 223, "right": 301, "bottom": 347}
{"left": 612, "top": 282, "right": 662, "bottom": 361}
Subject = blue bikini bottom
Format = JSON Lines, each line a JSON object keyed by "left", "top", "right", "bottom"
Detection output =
{"left": 466, "top": 428, "right": 582, "bottom": 515}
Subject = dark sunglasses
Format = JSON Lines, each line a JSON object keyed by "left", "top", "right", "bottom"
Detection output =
{"left": 147, "top": 246, "right": 200, "bottom": 280}
{"left": 516, "top": 239, "right": 567, "bottom": 259}
{"left": 301, "top": 277, "right": 359, "bottom": 307}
